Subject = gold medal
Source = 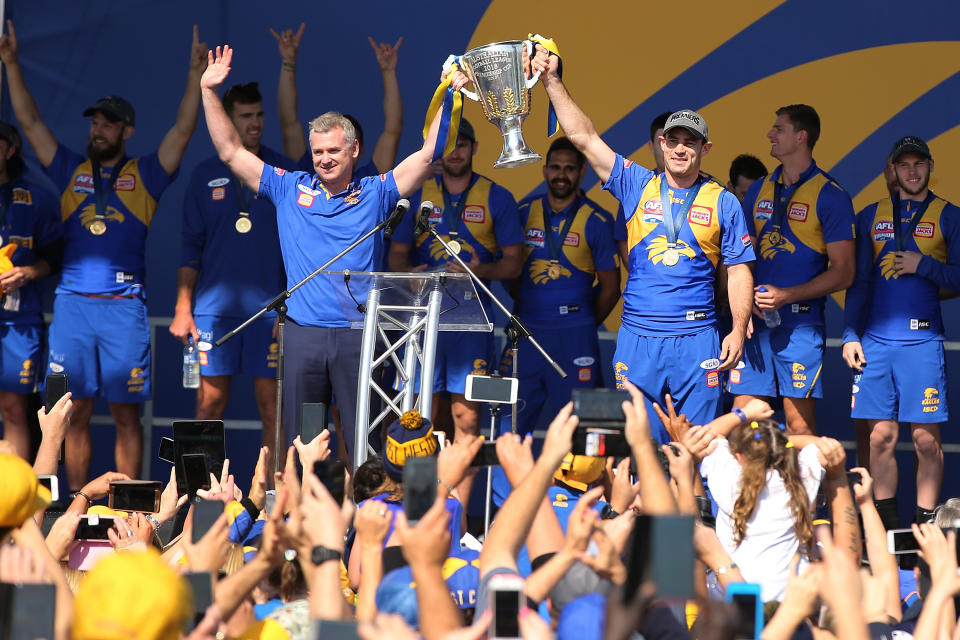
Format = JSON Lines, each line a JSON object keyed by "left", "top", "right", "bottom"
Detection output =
{"left": 768, "top": 230, "right": 782, "bottom": 245}
{"left": 662, "top": 248, "right": 679, "bottom": 266}
{"left": 89, "top": 219, "right": 107, "bottom": 236}
{"left": 547, "top": 262, "right": 561, "bottom": 280}
{"left": 447, "top": 240, "right": 461, "bottom": 255}
{"left": 235, "top": 216, "right": 252, "bottom": 233}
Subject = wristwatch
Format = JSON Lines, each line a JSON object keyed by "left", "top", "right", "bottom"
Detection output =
{"left": 144, "top": 514, "right": 161, "bottom": 530}
{"left": 310, "top": 545, "right": 343, "bottom": 566}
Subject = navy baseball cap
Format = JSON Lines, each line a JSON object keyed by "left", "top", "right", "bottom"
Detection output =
{"left": 457, "top": 119, "right": 476, "bottom": 143}
{"left": 891, "top": 135, "right": 931, "bottom": 162}
{"left": 83, "top": 96, "right": 135, "bottom": 126}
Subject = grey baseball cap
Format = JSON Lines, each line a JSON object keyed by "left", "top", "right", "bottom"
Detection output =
{"left": 663, "top": 109, "right": 708, "bottom": 141}
{"left": 891, "top": 135, "right": 931, "bottom": 162}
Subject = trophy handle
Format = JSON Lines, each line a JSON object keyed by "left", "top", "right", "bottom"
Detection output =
{"left": 524, "top": 40, "right": 541, "bottom": 88}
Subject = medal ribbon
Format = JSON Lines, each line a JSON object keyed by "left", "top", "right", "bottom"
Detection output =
{"left": 91, "top": 156, "right": 127, "bottom": 221}
{"left": 892, "top": 192, "right": 935, "bottom": 252}
{"left": 424, "top": 56, "right": 464, "bottom": 162}
{"left": 770, "top": 164, "right": 816, "bottom": 234}
{"left": 526, "top": 34, "right": 561, "bottom": 137}
{"left": 658, "top": 176, "right": 702, "bottom": 247}
{"left": 542, "top": 196, "right": 579, "bottom": 263}
{"left": 231, "top": 174, "right": 253, "bottom": 219}
{"left": 440, "top": 174, "right": 480, "bottom": 240}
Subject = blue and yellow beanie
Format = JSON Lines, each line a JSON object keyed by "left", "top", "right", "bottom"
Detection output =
{"left": 383, "top": 410, "right": 438, "bottom": 481}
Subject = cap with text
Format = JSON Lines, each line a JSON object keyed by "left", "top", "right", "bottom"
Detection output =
{"left": 663, "top": 109, "right": 708, "bottom": 141}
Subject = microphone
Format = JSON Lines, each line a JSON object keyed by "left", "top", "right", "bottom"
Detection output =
{"left": 414, "top": 200, "right": 435, "bottom": 237}
{"left": 383, "top": 198, "right": 410, "bottom": 240}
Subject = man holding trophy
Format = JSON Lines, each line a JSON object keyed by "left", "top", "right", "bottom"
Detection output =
{"left": 528, "top": 44, "right": 756, "bottom": 440}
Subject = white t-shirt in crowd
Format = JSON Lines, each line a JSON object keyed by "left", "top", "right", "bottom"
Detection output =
{"left": 700, "top": 438, "right": 824, "bottom": 602}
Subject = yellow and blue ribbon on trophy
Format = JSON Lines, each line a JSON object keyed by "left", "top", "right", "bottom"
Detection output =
{"left": 526, "top": 33, "right": 561, "bottom": 137}
{"left": 423, "top": 55, "right": 465, "bottom": 162}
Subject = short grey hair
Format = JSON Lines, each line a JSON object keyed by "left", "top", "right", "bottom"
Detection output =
{"left": 935, "top": 497, "right": 960, "bottom": 528}
{"left": 307, "top": 112, "right": 356, "bottom": 146}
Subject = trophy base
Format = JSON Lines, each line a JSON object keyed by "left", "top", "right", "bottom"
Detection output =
{"left": 493, "top": 151, "right": 541, "bottom": 169}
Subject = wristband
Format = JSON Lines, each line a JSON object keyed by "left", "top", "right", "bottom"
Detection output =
{"left": 241, "top": 497, "right": 261, "bottom": 520}
{"left": 143, "top": 514, "right": 161, "bottom": 530}
{"left": 731, "top": 407, "right": 747, "bottom": 422}
{"left": 75, "top": 490, "right": 92, "bottom": 505}
{"left": 437, "top": 478, "right": 455, "bottom": 494}
{"left": 715, "top": 561, "right": 738, "bottom": 575}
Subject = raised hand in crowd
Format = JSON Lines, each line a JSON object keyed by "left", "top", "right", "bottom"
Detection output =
{"left": 301, "top": 471, "right": 354, "bottom": 620}
{"left": 652, "top": 393, "right": 691, "bottom": 441}
{"left": 848, "top": 466, "right": 902, "bottom": 623}
{"left": 354, "top": 499, "right": 394, "bottom": 621}
{"left": 0, "top": 539, "right": 48, "bottom": 584}
{"left": 44, "top": 510, "right": 81, "bottom": 561}
{"left": 293, "top": 430, "right": 332, "bottom": 471}
{"left": 157, "top": 465, "right": 188, "bottom": 525}
{"left": 761, "top": 557, "right": 820, "bottom": 640}
{"left": 189, "top": 24, "right": 208, "bottom": 75}
{"left": 436, "top": 432, "right": 484, "bottom": 502}
{"left": 107, "top": 512, "right": 154, "bottom": 551}
{"left": 248, "top": 445, "right": 270, "bottom": 511}
{"left": 196, "top": 457, "right": 240, "bottom": 503}
{"left": 605, "top": 457, "right": 638, "bottom": 515}
{"left": 497, "top": 432, "right": 536, "bottom": 488}
{"left": 270, "top": 22, "right": 304, "bottom": 66}
{"left": 69, "top": 470, "right": 132, "bottom": 512}
{"left": 181, "top": 503, "right": 230, "bottom": 574}
{"left": 913, "top": 523, "right": 960, "bottom": 640}
{"left": 622, "top": 381, "right": 676, "bottom": 514}
{"left": 816, "top": 527, "right": 870, "bottom": 640}
{"left": 33, "top": 391, "right": 73, "bottom": 475}
{"left": 0, "top": 19, "right": 19, "bottom": 64}
{"left": 680, "top": 425, "right": 719, "bottom": 461}
{"left": 662, "top": 442, "right": 697, "bottom": 514}
{"left": 368, "top": 35, "right": 402, "bottom": 72}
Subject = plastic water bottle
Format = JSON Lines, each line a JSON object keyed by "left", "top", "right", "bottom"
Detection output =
{"left": 183, "top": 337, "right": 200, "bottom": 389}
{"left": 758, "top": 286, "right": 781, "bottom": 328}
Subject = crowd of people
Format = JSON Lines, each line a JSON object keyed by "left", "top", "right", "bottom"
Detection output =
{"left": 0, "top": 20, "right": 958, "bottom": 640}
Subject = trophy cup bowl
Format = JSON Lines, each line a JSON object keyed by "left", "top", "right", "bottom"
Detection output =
{"left": 459, "top": 41, "right": 541, "bottom": 169}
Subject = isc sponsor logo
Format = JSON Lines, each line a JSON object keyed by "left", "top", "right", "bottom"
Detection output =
{"left": 115, "top": 174, "right": 136, "bottom": 191}
{"left": 792, "top": 361, "right": 807, "bottom": 389}
{"left": 688, "top": 205, "right": 712, "bottom": 226}
{"left": 788, "top": 203, "right": 809, "bottom": 222}
{"left": 914, "top": 222, "right": 935, "bottom": 238}
{"left": 563, "top": 232, "right": 580, "bottom": 247}
{"left": 755, "top": 199, "right": 774, "bottom": 220}
{"left": 211, "top": 187, "right": 225, "bottom": 201}
{"left": 463, "top": 206, "right": 485, "bottom": 222}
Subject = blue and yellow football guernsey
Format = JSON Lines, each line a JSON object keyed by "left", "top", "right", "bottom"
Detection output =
{"left": 514, "top": 194, "right": 617, "bottom": 328}
{"left": 181, "top": 147, "right": 293, "bottom": 318}
{"left": 843, "top": 193, "right": 960, "bottom": 344}
{"left": 742, "top": 162, "right": 855, "bottom": 328}
{"left": 0, "top": 178, "right": 62, "bottom": 325}
{"left": 45, "top": 144, "right": 172, "bottom": 296}
{"left": 602, "top": 155, "right": 755, "bottom": 336}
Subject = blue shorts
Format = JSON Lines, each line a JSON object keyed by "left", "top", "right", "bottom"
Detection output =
{"left": 0, "top": 323, "right": 42, "bottom": 393}
{"left": 851, "top": 335, "right": 948, "bottom": 423}
{"left": 46, "top": 294, "right": 151, "bottom": 403}
{"left": 402, "top": 331, "right": 493, "bottom": 396}
{"left": 497, "top": 324, "right": 601, "bottom": 435}
{"left": 730, "top": 324, "right": 824, "bottom": 399}
{"left": 612, "top": 326, "right": 722, "bottom": 443}
{"left": 195, "top": 315, "right": 277, "bottom": 378}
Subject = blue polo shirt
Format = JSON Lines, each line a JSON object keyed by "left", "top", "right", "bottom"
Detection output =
{"left": 0, "top": 178, "right": 62, "bottom": 325}
{"left": 181, "top": 146, "right": 294, "bottom": 318}
{"left": 257, "top": 164, "right": 400, "bottom": 326}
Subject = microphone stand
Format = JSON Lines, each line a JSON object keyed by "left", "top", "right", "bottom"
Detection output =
{"left": 216, "top": 201, "right": 409, "bottom": 471}
{"left": 425, "top": 225, "right": 567, "bottom": 392}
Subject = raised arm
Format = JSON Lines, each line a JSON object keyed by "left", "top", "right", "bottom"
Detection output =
{"left": 157, "top": 25, "right": 207, "bottom": 176}
{"left": 271, "top": 23, "right": 306, "bottom": 162}
{"left": 368, "top": 36, "right": 403, "bottom": 173}
{"left": 0, "top": 20, "right": 58, "bottom": 167}
{"left": 200, "top": 46, "right": 264, "bottom": 192}
{"left": 531, "top": 44, "right": 615, "bottom": 183}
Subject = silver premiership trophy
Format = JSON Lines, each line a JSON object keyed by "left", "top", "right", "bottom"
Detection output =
{"left": 459, "top": 41, "right": 541, "bottom": 169}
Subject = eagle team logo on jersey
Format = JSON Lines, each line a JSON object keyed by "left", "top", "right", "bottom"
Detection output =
{"left": 614, "top": 361, "right": 628, "bottom": 389}
{"left": 646, "top": 236, "right": 695, "bottom": 265}
{"left": 791, "top": 362, "right": 807, "bottom": 389}
{"left": 759, "top": 231, "right": 796, "bottom": 259}
{"left": 428, "top": 236, "right": 473, "bottom": 262}
{"left": 529, "top": 258, "right": 572, "bottom": 283}
{"left": 79, "top": 204, "right": 125, "bottom": 231}
{"left": 127, "top": 367, "right": 145, "bottom": 393}
{"left": 922, "top": 387, "right": 940, "bottom": 413}
{"left": 18, "top": 359, "right": 33, "bottom": 385}
{"left": 879, "top": 252, "right": 899, "bottom": 279}
{"left": 471, "top": 359, "right": 488, "bottom": 375}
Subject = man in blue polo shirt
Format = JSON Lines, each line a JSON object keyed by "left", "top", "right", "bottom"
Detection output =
{"left": 171, "top": 82, "right": 297, "bottom": 454}
{"left": 533, "top": 46, "right": 755, "bottom": 441}
{"left": 0, "top": 122, "right": 62, "bottom": 460}
{"left": 733, "top": 105, "right": 855, "bottom": 435}
{"left": 0, "top": 23, "right": 206, "bottom": 488}
{"left": 199, "top": 45, "right": 447, "bottom": 461}
{"left": 498, "top": 137, "right": 619, "bottom": 436}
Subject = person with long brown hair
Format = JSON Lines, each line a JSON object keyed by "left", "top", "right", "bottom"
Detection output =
{"left": 683, "top": 415, "right": 845, "bottom": 603}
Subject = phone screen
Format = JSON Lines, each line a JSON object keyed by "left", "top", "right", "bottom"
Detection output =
{"left": 173, "top": 420, "right": 225, "bottom": 492}
{"left": 403, "top": 456, "right": 437, "bottom": 524}
{"left": 731, "top": 593, "right": 758, "bottom": 639}
{"left": 36, "top": 475, "right": 58, "bottom": 502}
{"left": 888, "top": 528, "right": 922, "bottom": 554}
{"left": 158, "top": 437, "right": 175, "bottom": 463}
{"left": 109, "top": 481, "right": 161, "bottom": 513}
{"left": 183, "top": 572, "right": 212, "bottom": 630}
{"left": 572, "top": 388, "right": 628, "bottom": 427}
{"left": 75, "top": 516, "right": 116, "bottom": 541}
{"left": 44, "top": 373, "right": 68, "bottom": 414}
{"left": 300, "top": 403, "right": 328, "bottom": 444}
{"left": 192, "top": 501, "right": 223, "bottom": 544}
{"left": 9, "top": 583, "right": 56, "bottom": 640}
{"left": 182, "top": 453, "right": 211, "bottom": 497}
{"left": 493, "top": 588, "right": 521, "bottom": 638}
{"left": 470, "top": 440, "right": 500, "bottom": 467}
{"left": 312, "top": 459, "right": 346, "bottom": 505}
{"left": 466, "top": 375, "right": 516, "bottom": 404}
